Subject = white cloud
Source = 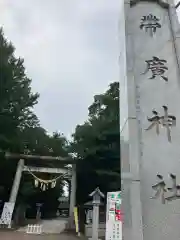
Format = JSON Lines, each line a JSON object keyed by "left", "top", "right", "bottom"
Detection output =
{"left": 0, "top": 0, "right": 119, "bottom": 138}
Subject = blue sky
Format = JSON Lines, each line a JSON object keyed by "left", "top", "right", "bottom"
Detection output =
{"left": 0, "top": 0, "right": 120, "bottom": 138}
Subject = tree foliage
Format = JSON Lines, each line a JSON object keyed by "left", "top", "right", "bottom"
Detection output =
{"left": 71, "top": 82, "right": 120, "bottom": 204}
{"left": 0, "top": 27, "right": 120, "bottom": 220}
{"left": 0, "top": 28, "right": 39, "bottom": 151}
{"left": 0, "top": 29, "right": 68, "bottom": 216}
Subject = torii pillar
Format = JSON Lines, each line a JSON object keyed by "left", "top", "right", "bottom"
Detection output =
{"left": 120, "top": 0, "right": 180, "bottom": 239}
{"left": 68, "top": 165, "right": 77, "bottom": 228}
{"left": 9, "top": 159, "right": 24, "bottom": 203}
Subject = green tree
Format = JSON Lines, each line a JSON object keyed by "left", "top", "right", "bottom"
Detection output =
{"left": 17, "top": 130, "right": 68, "bottom": 205}
{"left": 0, "top": 27, "right": 40, "bottom": 201}
{"left": 0, "top": 28, "right": 39, "bottom": 152}
{"left": 71, "top": 82, "right": 120, "bottom": 204}
{"left": 17, "top": 128, "right": 69, "bottom": 211}
{"left": 0, "top": 28, "right": 69, "bottom": 223}
{"left": 18, "top": 127, "right": 68, "bottom": 156}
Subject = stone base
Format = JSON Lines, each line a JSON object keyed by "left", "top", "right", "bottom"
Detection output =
{"left": 85, "top": 223, "right": 105, "bottom": 238}
{"left": 88, "top": 238, "right": 102, "bottom": 240}
{"left": 65, "top": 216, "right": 76, "bottom": 230}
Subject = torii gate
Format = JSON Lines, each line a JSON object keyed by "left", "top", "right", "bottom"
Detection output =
{"left": 0, "top": 152, "right": 77, "bottom": 228}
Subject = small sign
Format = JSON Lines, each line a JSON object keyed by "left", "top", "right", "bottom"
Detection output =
{"left": 0, "top": 202, "right": 15, "bottom": 227}
{"left": 106, "top": 191, "right": 122, "bottom": 240}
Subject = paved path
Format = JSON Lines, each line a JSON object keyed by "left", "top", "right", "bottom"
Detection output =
{"left": 18, "top": 218, "right": 67, "bottom": 234}
{"left": 0, "top": 232, "right": 83, "bottom": 240}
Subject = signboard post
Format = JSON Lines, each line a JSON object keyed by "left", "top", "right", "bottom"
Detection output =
{"left": 105, "top": 191, "right": 122, "bottom": 240}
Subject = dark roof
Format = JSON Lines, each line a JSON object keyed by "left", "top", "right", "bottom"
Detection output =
{"left": 58, "top": 203, "right": 69, "bottom": 209}
{"left": 89, "top": 187, "right": 105, "bottom": 198}
{"left": 84, "top": 201, "right": 104, "bottom": 206}
{"left": 58, "top": 196, "right": 69, "bottom": 202}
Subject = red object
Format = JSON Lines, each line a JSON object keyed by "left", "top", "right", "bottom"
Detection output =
{"left": 115, "top": 210, "right": 123, "bottom": 222}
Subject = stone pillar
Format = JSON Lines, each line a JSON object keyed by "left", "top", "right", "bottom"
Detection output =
{"left": 120, "top": 0, "right": 144, "bottom": 239}
{"left": 92, "top": 204, "right": 99, "bottom": 240}
{"left": 121, "top": 0, "right": 180, "bottom": 239}
{"left": 0, "top": 159, "right": 24, "bottom": 227}
{"left": 9, "top": 159, "right": 24, "bottom": 202}
{"left": 69, "top": 165, "right": 76, "bottom": 228}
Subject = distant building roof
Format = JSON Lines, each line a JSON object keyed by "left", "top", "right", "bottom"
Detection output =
{"left": 58, "top": 196, "right": 68, "bottom": 202}
{"left": 58, "top": 203, "right": 69, "bottom": 209}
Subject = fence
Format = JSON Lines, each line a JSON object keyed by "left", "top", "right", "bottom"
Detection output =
{"left": 26, "top": 224, "right": 42, "bottom": 234}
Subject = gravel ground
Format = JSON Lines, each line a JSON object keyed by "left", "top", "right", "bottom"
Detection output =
{"left": 0, "top": 232, "right": 84, "bottom": 240}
